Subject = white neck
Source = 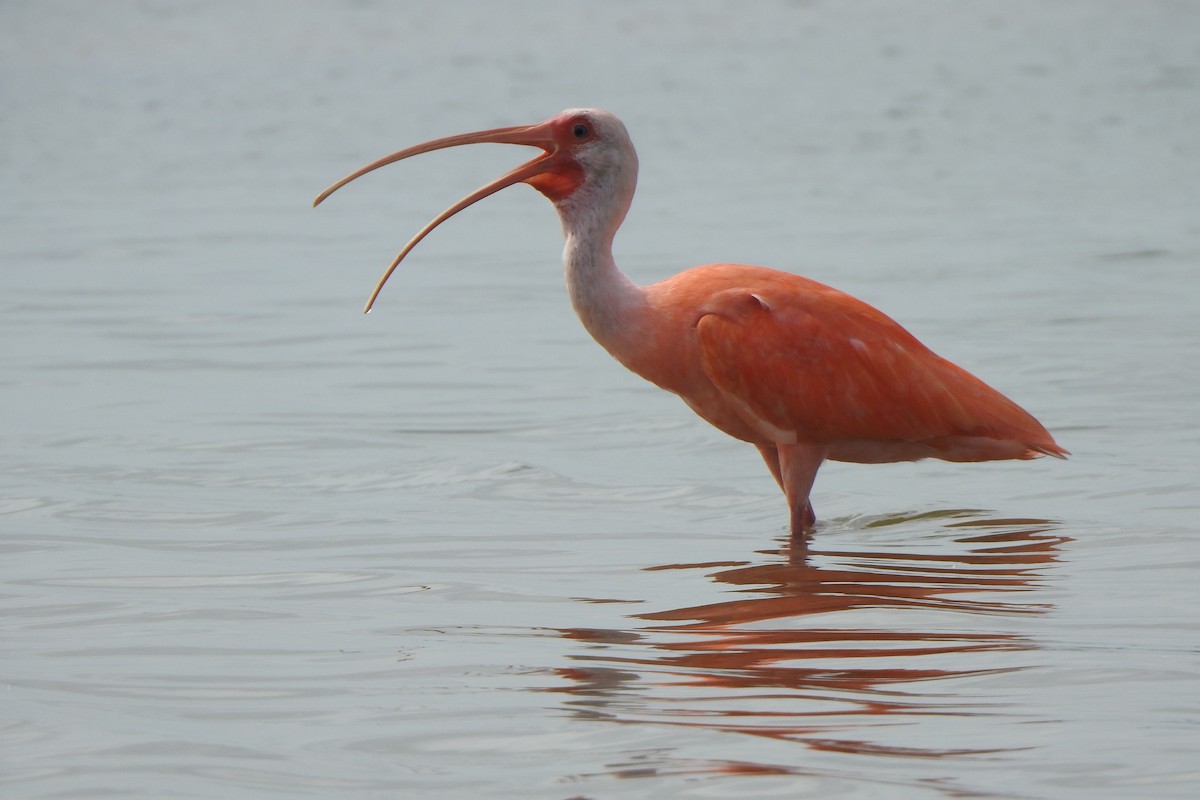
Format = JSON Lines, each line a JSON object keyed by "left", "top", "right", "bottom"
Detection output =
{"left": 555, "top": 162, "right": 646, "bottom": 353}
{"left": 562, "top": 231, "right": 642, "bottom": 347}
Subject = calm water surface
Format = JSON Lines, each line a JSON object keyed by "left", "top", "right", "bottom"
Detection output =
{"left": 3, "top": 2, "right": 1199, "bottom": 798}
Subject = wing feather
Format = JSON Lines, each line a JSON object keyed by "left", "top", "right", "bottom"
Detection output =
{"left": 692, "top": 278, "right": 1065, "bottom": 461}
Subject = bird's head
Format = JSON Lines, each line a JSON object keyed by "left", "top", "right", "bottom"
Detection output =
{"left": 314, "top": 108, "right": 637, "bottom": 312}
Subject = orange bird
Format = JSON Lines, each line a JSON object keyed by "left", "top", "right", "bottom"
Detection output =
{"left": 315, "top": 108, "right": 1067, "bottom": 535}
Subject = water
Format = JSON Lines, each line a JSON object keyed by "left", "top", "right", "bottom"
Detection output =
{"left": 3, "top": 1, "right": 1198, "bottom": 797}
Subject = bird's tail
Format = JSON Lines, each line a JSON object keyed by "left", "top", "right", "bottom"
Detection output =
{"left": 1028, "top": 443, "right": 1070, "bottom": 460}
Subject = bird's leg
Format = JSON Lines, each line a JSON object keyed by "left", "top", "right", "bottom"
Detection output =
{"left": 760, "top": 443, "right": 814, "bottom": 542}
{"left": 776, "top": 443, "right": 826, "bottom": 535}
{"left": 755, "top": 443, "right": 785, "bottom": 492}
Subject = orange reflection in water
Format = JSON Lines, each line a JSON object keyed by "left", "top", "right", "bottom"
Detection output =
{"left": 552, "top": 513, "right": 1069, "bottom": 763}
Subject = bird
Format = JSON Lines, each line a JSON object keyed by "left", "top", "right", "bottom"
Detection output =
{"left": 314, "top": 108, "right": 1067, "bottom": 536}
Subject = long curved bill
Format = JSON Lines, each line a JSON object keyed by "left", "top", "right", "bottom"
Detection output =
{"left": 314, "top": 121, "right": 563, "bottom": 313}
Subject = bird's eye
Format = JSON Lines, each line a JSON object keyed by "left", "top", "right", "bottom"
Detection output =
{"left": 572, "top": 123, "right": 590, "bottom": 139}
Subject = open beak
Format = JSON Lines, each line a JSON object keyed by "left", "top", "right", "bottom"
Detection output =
{"left": 314, "top": 118, "right": 570, "bottom": 313}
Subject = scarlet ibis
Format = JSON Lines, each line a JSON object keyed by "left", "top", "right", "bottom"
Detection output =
{"left": 315, "top": 108, "right": 1066, "bottom": 535}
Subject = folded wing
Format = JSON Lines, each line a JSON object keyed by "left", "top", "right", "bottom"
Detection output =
{"left": 693, "top": 275, "right": 1067, "bottom": 463}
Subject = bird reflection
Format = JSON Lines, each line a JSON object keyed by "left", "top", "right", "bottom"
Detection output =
{"left": 551, "top": 512, "right": 1069, "bottom": 763}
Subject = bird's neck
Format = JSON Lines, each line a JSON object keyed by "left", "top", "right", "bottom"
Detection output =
{"left": 556, "top": 172, "right": 647, "bottom": 352}
{"left": 561, "top": 225, "right": 690, "bottom": 402}
{"left": 562, "top": 227, "right": 644, "bottom": 349}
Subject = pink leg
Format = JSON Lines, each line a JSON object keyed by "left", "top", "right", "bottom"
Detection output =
{"left": 776, "top": 443, "right": 826, "bottom": 535}
{"left": 755, "top": 443, "right": 784, "bottom": 491}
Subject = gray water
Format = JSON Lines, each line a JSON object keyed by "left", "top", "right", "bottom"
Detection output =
{"left": 3, "top": 2, "right": 1199, "bottom": 798}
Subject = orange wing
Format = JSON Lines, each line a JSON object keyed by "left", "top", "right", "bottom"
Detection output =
{"left": 691, "top": 270, "right": 1066, "bottom": 463}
